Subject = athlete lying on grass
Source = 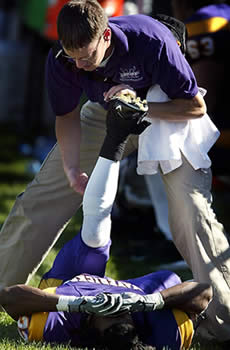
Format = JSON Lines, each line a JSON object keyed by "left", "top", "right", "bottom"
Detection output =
{"left": 0, "top": 96, "right": 212, "bottom": 349}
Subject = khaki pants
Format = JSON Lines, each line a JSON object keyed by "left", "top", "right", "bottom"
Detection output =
{"left": 162, "top": 158, "right": 230, "bottom": 341}
{"left": 1, "top": 102, "right": 230, "bottom": 341}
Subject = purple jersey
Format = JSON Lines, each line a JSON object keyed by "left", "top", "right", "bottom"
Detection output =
{"left": 185, "top": 4, "right": 230, "bottom": 64}
{"left": 46, "top": 14, "right": 198, "bottom": 116}
{"left": 18, "top": 271, "right": 193, "bottom": 349}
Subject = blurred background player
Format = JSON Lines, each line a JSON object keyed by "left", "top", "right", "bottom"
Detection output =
{"left": 171, "top": 0, "right": 230, "bottom": 178}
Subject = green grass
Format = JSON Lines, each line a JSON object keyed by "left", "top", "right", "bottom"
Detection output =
{"left": 0, "top": 125, "right": 229, "bottom": 349}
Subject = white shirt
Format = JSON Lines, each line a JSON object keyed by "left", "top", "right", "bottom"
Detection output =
{"left": 137, "top": 85, "right": 220, "bottom": 175}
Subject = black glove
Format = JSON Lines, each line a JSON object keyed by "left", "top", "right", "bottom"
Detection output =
{"left": 100, "top": 96, "right": 150, "bottom": 161}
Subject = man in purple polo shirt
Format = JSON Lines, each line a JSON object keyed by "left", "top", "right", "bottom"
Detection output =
{"left": 0, "top": 0, "right": 230, "bottom": 344}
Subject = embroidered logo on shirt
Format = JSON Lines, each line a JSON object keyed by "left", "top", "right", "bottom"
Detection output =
{"left": 119, "top": 66, "right": 143, "bottom": 82}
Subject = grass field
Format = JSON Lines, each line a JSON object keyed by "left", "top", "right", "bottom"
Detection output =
{"left": 0, "top": 125, "right": 229, "bottom": 349}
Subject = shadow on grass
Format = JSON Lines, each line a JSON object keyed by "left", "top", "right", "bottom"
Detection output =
{"left": 0, "top": 322, "right": 18, "bottom": 341}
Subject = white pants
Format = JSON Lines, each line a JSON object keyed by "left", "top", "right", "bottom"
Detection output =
{"left": 0, "top": 102, "right": 230, "bottom": 341}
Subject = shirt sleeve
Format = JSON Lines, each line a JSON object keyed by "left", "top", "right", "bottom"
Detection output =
{"left": 45, "top": 49, "right": 83, "bottom": 116}
{"left": 154, "top": 33, "right": 198, "bottom": 99}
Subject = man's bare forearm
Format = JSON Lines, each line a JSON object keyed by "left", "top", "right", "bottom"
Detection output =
{"left": 147, "top": 92, "right": 206, "bottom": 121}
{"left": 56, "top": 106, "right": 89, "bottom": 193}
{"left": 55, "top": 106, "right": 81, "bottom": 172}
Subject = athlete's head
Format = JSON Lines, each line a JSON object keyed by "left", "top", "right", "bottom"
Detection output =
{"left": 57, "top": 0, "right": 112, "bottom": 71}
{"left": 85, "top": 312, "right": 153, "bottom": 349}
{"left": 102, "top": 322, "right": 154, "bottom": 350}
{"left": 171, "top": 0, "right": 226, "bottom": 21}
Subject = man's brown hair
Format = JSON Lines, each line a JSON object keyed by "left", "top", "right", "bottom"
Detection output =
{"left": 57, "top": 0, "right": 108, "bottom": 50}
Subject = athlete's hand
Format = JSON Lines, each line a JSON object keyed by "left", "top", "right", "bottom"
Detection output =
{"left": 67, "top": 294, "right": 123, "bottom": 315}
{"left": 81, "top": 293, "right": 124, "bottom": 315}
{"left": 65, "top": 168, "right": 88, "bottom": 195}
{"left": 67, "top": 292, "right": 164, "bottom": 315}
{"left": 84, "top": 292, "right": 165, "bottom": 315}
{"left": 100, "top": 89, "right": 149, "bottom": 161}
{"left": 119, "top": 292, "right": 165, "bottom": 312}
{"left": 104, "top": 84, "right": 136, "bottom": 102}
{"left": 104, "top": 85, "right": 148, "bottom": 129}
{"left": 107, "top": 96, "right": 149, "bottom": 134}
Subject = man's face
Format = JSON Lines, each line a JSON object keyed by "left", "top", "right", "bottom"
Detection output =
{"left": 63, "top": 30, "right": 111, "bottom": 71}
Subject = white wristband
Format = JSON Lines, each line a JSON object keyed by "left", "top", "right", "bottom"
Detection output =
{"left": 56, "top": 295, "right": 78, "bottom": 312}
{"left": 154, "top": 292, "right": 165, "bottom": 310}
{"left": 145, "top": 292, "right": 165, "bottom": 311}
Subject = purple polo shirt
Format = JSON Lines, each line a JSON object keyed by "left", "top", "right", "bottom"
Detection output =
{"left": 46, "top": 14, "right": 198, "bottom": 116}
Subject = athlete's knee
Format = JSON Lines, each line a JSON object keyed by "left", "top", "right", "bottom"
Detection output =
{"left": 81, "top": 215, "right": 111, "bottom": 248}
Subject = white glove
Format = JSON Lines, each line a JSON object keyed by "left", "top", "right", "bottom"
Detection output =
{"left": 120, "top": 292, "right": 165, "bottom": 312}
{"left": 78, "top": 293, "right": 123, "bottom": 315}
{"left": 57, "top": 291, "right": 164, "bottom": 314}
{"left": 56, "top": 293, "right": 123, "bottom": 315}
{"left": 78, "top": 291, "right": 165, "bottom": 316}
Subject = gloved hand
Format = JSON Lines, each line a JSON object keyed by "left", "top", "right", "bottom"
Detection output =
{"left": 57, "top": 291, "right": 164, "bottom": 315}
{"left": 109, "top": 95, "right": 148, "bottom": 125}
{"left": 119, "top": 292, "right": 165, "bottom": 312}
{"left": 58, "top": 293, "right": 123, "bottom": 314}
{"left": 99, "top": 95, "right": 150, "bottom": 161}
{"left": 79, "top": 293, "right": 124, "bottom": 315}
{"left": 80, "top": 291, "right": 165, "bottom": 315}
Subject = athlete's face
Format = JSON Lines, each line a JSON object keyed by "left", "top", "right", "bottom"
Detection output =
{"left": 62, "top": 28, "right": 112, "bottom": 71}
{"left": 90, "top": 312, "right": 134, "bottom": 336}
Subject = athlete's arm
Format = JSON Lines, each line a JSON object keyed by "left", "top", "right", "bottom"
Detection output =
{"left": 0, "top": 285, "right": 59, "bottom": 321}
{"left": 0, "top": 285, "right": 100, "bottom": 321}
{"left": 56, "top": 105, "right": 88, "bottom": 194}
{"left": 161, "top": 281, "right": 213, "bottom": 315}
{"left": 89, "top": 281, "right": 213, "bottom": 316}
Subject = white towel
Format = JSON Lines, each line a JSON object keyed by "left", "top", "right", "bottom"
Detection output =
{"left": 137, "top": 85, "right": 220, "bottom": 175}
